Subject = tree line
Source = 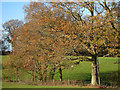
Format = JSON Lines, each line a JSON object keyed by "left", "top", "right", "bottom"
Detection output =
{"left": 2, "top": 1, "right": 119, "bottom": 86}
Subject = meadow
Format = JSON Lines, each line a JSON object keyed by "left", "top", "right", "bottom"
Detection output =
{"left": 1, "top": 56, "right": 119, "bottom": 88}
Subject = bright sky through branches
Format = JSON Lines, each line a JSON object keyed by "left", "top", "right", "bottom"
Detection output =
{"left": 1, "top": 0, "right": 119, "bottom": 30}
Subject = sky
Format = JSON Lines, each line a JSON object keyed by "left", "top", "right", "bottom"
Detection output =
{"left": 0, "top": 1, "right": 30, "bottom": 51}
{"left": 1, "top": 1, "right": 30, "bottom": 30}
{"left": 1, "top": 0, "right": 119, "bottom": 30}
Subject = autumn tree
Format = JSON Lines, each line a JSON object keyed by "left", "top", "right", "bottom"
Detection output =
{"left": 2, "top": 19, "right": 23, "bottom": 48}
{"left": 16, "top": 18, "right": 72, "bottom": 82}
{"left": 22, "top": 2, "right": 76, "bottom": 82}
{"left": 2, "top": 20, "right": 24, "bottom": 82}
{"left": 51, "top": 1, "right": 119, "bottom": 86}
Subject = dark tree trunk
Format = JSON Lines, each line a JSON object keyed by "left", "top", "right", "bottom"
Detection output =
{"left": 37, "top": 65, "right": 43, "bottom": 81}
{"left": 51, "top": 67, "right": 56, "bottom": 80}
{"left": 44, "top": 74, "right": 47, "bottom": 82}
{"left": 43, "top": 64, "right": 48, "bottom": 82}
{"left": 32, "top": 70, "right": 35, "bottom": 81}
{"left": 91, "top": 55, "right": 98, "bottom": 86}
{"left": 59, "top": 66, "right": 62, "bottom": 82}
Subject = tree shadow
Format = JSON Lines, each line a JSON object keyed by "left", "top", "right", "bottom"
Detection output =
{"left": 100, "top": 71, "right": 119, "bottom": 87}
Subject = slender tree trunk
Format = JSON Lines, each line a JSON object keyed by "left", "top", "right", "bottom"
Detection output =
{"left": 59, "top": 66, "right": 62, "bottom": 82}
{"left": 38, "top": 71, "right": 43, "bottom": 81}
{"left": 37, "top": 65, "right": 43, "bottom": 81}
{"left": 16, "top": 68, "right": 19, "bottom": 82}
{"left": 43, "top": 64, "right": 48, "bottom": 82}
{"left": 51, "top": 67, "right": 56, "bottom": 80}
{"left": 32, "top": 70, "right": 35, "bottom": 81}
{"left": 97, "top": 59, "right": 101, "bottom": 86}
{"left": 91, "top": 55, "right": 98, "bottom": 86}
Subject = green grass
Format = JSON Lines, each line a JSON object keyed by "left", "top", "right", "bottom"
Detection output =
{"left": 2, "top": 82, "right": 83, "bottom": 88}
{"left": 1, "top": 56, "right": 119, "bottom": 88}
{"left": 54, "top": 57, "right": 118, "bottom": 81}
{"left": 0, "top": 55, "right": 8, "bottom": 61}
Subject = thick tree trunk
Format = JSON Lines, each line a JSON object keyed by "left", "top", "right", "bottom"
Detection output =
{"left": 91, "top": 55, "right": 98, "bottom": 86}
{"left": 59, "top": 66, "right": 62, "bottom": 82}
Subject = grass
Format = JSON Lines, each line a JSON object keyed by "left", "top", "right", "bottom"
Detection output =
{"left": 0, "top": 55, "right": 8, "bottom": 62}
{"left": 1, "top": 55, "right": 119, "bottom": 88}
{"left": 55, "top": 57, "right": 118, "bottom": 81}
{"left": 2, "top": 82, "right": 83, "bottom": 88}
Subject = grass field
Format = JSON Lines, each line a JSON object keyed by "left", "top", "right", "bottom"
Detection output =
{"left": 2, "top": 82, "right": 119, "bottom": 90}
{"left": 1, "top": 55, "right": 119, "bottom": 88}
{"left": 2, "top": 82, "right": 83, "bottom": 88}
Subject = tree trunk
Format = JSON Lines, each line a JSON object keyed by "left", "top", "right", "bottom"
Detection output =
{"left": 32, "top": 70, "right": 35, "bottom": 81}
{"left": 16, "top": 68, "right": 19, "bottom": 82}
{"left": 97, "top": 58, "right": 101, "bottom": 86}
{"left": 91, "top": 55, "right": 98, "bottom": 86}
{"left": 51, "top": 67, "right": 56, "bottom": 80}
{"left": 59, "top": 66, "right": 62, "bottom": 82}
{"left": 43, "top": 64, "right": 48, "bottom": 82}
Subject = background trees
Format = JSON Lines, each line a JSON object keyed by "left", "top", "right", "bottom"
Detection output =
{"left": 2, "top": 19, "right": 23, "bottom": 49}
{"left": 2, "top": 20, "right": 24, "bottom": 81}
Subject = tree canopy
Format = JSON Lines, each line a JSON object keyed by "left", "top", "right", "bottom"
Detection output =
{"left": 3, "top": 1, "right": 119, "bottom": 86}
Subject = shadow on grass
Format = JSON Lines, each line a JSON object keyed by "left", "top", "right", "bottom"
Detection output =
{"left": 100, "top": 71, "right": 119, "bottom": 87}
{"left": 83, "top": 71, "right": 119, "bottom": 87}
{"left": 64, "top": 71, "right": 119, "bottom": 87}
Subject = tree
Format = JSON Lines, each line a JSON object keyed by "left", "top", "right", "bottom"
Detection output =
{"left": 2, "top": 20, "right": 24, "bottom": 82}
{"left": 52, "top": 1, "right": 118, "bottom": 86}
{"left": 23, "top": 2, "right": 75, "bottom": 82}
{"left": 2, "top": 19, "right": 23, "bottom": 48}
{"left": 19, "top": 19, "right": 73, "bottom": 82}
{"left": 2, "top": 20, "right": 24, "bottom": 81}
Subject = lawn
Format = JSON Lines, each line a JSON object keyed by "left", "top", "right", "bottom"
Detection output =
{"left": 1, "top": 56, "right": 119, "bottom": 88}
{"left": 2, "top": 82, "right": 118, "bottom": 90}
{"left": 55, "top": 57, "right": 118, "bottom": 83}
{"left": 2, "top": 82, "right": 83, "bottom": 88}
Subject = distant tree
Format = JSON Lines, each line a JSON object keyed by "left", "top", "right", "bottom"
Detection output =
{"left": 2, "top": 19, "right": 23, "bottom": 49}
{"left": 2, "top": 22, "right": 24, "bottom": 82}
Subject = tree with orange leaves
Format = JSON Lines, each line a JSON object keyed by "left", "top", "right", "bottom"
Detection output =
{"left": 51, "top": 1, "right": 119, "bottom": 86}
